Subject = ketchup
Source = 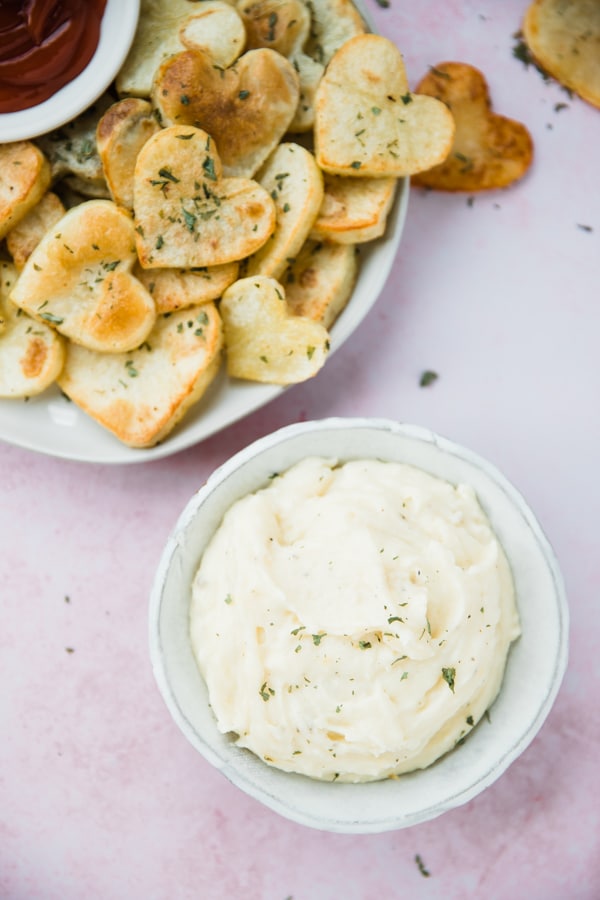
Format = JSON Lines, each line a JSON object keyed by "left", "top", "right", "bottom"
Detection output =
{"left": 0, "top": 0, "right": 107, "bottom": 114}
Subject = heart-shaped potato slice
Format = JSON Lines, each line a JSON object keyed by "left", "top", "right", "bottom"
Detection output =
{"left": 179, "top": 2, "right": 246, "bottom": 68}
{"left": 10, "top": 200, "right": 157, "bottom": 353}
{"left": 220, "top": 275, "right": 330, "bottom": 383}
{"left": 523, "top": 0, "right": 600, "bottom": 108}
{"left": 134, "top": 126, "right": 276, "bottom": 268}
{"left": 0, "top": 142, "right": 51, "bottom": 240}
{"left": 6, "top": 191, "right": 65, "bottom": 269}
{"left": 153, "top": 48, "right": 300, "bottom": 177}
{"left": 412, "top": 62, "right": 533, "bottom": 191}
{"left": 245, "top": 143, "right": 324, "bottom": 279}
{"left": 315, "top": 34, "right": 455, "bottom": 177}
{"left": 0, "top": 261, "right": 65, "bottom": 397}
{"left": 116, "top": 0, "right": 241, "bottom": 97}
{"left": 237, "top": 0, "right": 323, "bottom": 131}
{"left": 135, "top": 262, "right": 239, "bottom": 314}
{"left": 58, "top": 303, "right": 223, "bottom": 448}
{"left": 304, "top": 0, "right": 367, "bottom": 65}
{"left": 97, "top": 99, "right": 162, "bottom": 210}
{"left": 284, "top": 240, "right": 358, "bottom": 328}
{"left": 310, "top": 174, "right": 397, "bottom": 244}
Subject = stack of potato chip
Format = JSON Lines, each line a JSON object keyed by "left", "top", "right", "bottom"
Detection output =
{"left": 0, "top": 0, "right": 457, "bottom": 447}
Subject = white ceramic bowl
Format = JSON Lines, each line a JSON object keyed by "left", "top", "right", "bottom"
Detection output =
{"left": 0, "top": 0, "right": 140, "bottom": 143}
{"left": 149, "top": 418, "right": 569, "bottom": 833}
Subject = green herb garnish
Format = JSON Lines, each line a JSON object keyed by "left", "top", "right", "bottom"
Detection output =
{"left": 203, "top": 156, "right": 217, "bottom": 181}
{"left": 39, "top": 312, "right": 64, "bottom": 325}
{"left": 442, "top": 667, "right": 456, "bottom": 692}
{"left": 419, "top": 369, "right": 438, "bottom": 387}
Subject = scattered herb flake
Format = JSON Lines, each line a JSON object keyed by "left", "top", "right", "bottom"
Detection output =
{"left": 512, "top": 33, "right": 550, "bottom": 81}
{"left": 350, "top": 160, "right": 362, "bottom": 169}
{"left": 224, "top": 593, "right": 233, "bottom": 605}
{"left": 203, "top": 156, "right": 217, "bottom": 181}
{"left": 39, "top": 312, "right": 64, "bottom": 325}
{"left": 259, "top": 682, "right": 274, "bottom": 701}
{"left": 312, "top": 633, "right": 326, "bottom": 646}
{"left": 182, "top": 208, "right": 197, "bottom": 233}
{"left": 239, "top": 90, "right": 250, "bottom": 100}
{"left": 358, "top": 641, "right": 372, "bottom": 649}
{"left": 415, "top": 854, "right": 430, "bottom": 878}
{"left": 419, "top": 369, "right": 438, "bottom": 387}
{"left": 442, "top": 667, "right": 456, "bottom": 692}
{"left": 158, "top": 167, "right": 179, "bottom": 183}
{"left": 267, "top": 11, "right": 278, "bottom": 41}
{"left": 429, "top": 65, "right": 451, "bottom": 79}
{"left": 577, "top": 223, "right": 593, "bottom": 232}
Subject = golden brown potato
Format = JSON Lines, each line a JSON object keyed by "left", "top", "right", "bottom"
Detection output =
{"left": 133, "top": 126, "right": 276, "bottom": 269}
{"left": 58, "top": 303, "right": 223, "bottom": 448}
{"left": 523, "top": 0, "right": 600, "bottom": 108}
{"left": 412, "top": 62, "right": 533, "bottom": 192}
{"left": 245, "top": 143, "right": 324, "bottom": 279}
{"left": 220, "top": 275, "right": 330, "bottom": 384}
{"left": 11, "top": 200, "right": 157, "bottom": 353}
{"left": 284, "top": 239, "right": 358, "bottom": 329}
{"left": 0, "top": 142, "right": 51, "bottom": 240}
{"left": 0, "top": 261, "right": 65, "bottom": 398}
{"left": 304, "top": 0, "right": 367, "bottom": 65}
{"left": 180, "top": 3, "right": 245, "bottom": 67}
{"left": 135, "top": 262, "right": 239, "bottom": 314}
{"left": 315, "top": 35, "right": 455, "bottom": 178}
{"left": 236, "top": 0, "right": 322, "bottom": 131}
{"left": 310, "top": 175, "right": 397, "bottom": 244}
{"left": 152, "top": 48, "right": 300, "bottom": 178}
{"left": 6, "top": 191, "right": 66, "bottom": 269}
{"left": 97, "top": 99, "right": 162, "bottom": 209}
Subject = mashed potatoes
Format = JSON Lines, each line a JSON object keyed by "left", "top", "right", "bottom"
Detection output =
{"left": 190, "top": 457, "right": 521, "bottom": 782}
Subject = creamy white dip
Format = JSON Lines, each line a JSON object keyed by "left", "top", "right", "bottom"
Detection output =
{"left": 190, "top": 457, "right": 521, "bottom": 782}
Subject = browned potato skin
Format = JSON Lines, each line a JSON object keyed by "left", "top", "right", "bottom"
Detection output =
{"left": 412, "top": 62, "right": 533, "bottom": 192}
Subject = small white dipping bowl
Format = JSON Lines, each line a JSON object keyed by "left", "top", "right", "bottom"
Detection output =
{"left": 0, "top": 0, "right": 140, "bottom": 143}
{"left": 149, "top": 418, "right": 568, "bottom": 833}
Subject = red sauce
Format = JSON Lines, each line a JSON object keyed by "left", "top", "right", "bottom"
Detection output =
{"left": 0, "top": 0, "right": 107, "bottom": 114}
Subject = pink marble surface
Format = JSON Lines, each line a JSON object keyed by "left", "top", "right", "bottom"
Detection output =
{"left": 1, "top": 1, "right": 599, "bottom": 898}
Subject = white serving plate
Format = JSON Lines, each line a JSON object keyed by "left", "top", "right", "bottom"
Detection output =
{"left": 0, "top": 179, "right": 409, "bottom": 463}
{"left": 149, "top": 418, "right": 569, "bottom": 833}
{"left": 0, "top": 1, "right": 140, "bottom": 143}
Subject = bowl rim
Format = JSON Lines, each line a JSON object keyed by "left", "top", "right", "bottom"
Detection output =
{"left": 149, "top": 420, "right": 569, "bottom": 833}
{"left": 0, "top": 0, "right": 140, "bottom": 143}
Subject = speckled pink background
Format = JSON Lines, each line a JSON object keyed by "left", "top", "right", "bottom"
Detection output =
{"left": 1, "top": 1, "right": 599, "bottom": 898}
